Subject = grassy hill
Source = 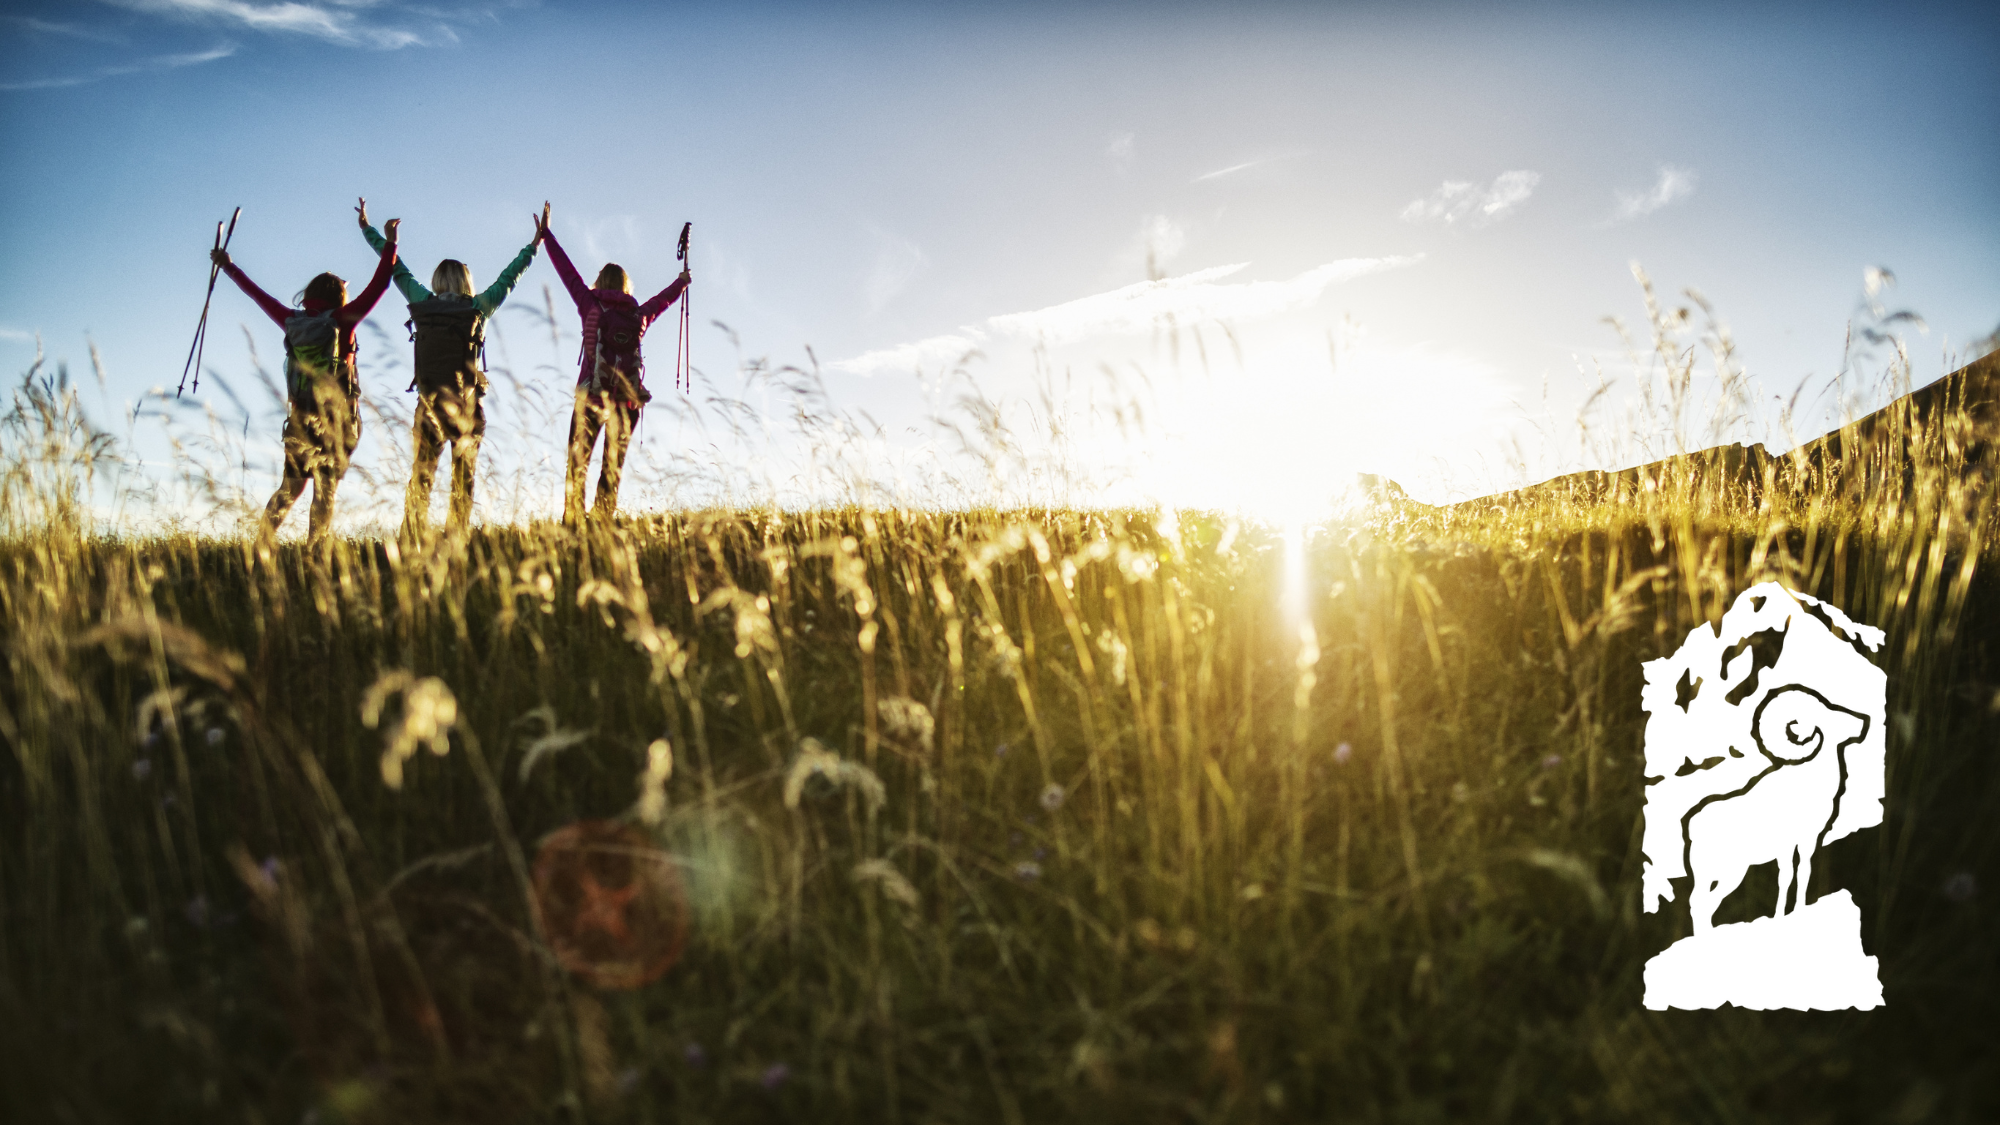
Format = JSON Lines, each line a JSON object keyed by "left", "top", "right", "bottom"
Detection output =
{"left": 2, "top": 355, "right": 1997, "bottom": 1123}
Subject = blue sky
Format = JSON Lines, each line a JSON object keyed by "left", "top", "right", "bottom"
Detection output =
{"left": 2, "top": 0, "right": 1996, "bottom": 523}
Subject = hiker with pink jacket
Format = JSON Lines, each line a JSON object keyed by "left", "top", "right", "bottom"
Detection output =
{"left": 538, "top": 205, "right": 689, "bottom": 526}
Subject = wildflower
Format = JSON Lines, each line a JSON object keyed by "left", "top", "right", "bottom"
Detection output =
{"left": 851, "top": 859, "right": 921, "bottom": 909}
{"left": 1541, "top": 753, "right": 1562, "bottom": 770}
{"left": 205, "top": 727, "right": 224, "bottom": 748}
{"left": 877, "top": 697, "right": 935, "bottom": 756}
{"left": 995, "top": 742, "right": 1009, "bottom": 758}
{"left": 759, "top": 1062, "right": 790, "bottom": 1091}
{"left": 1013, "top": 860, "right": 1042, "bottom": 882}
{"left": 1039, "top": 783, "right": 1066, "bottom": 812}
{"left": 1032, "top": 846, "right": 1048, "bottom": 862}
{"left": 132, "top": 758, "right": 152, "bottom": 781}
{"left": 683, "top": 1042, "right": 707, "bottom": 1068}
{"left": 1944, "top": 872, "right": 1977, "bottom": 903}
{"left": 1333, "top": 742, "right": 1353, "bottom": 765}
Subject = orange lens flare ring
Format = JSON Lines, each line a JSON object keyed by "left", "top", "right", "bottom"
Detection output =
{"left": 531, "top": 820, "right": 688, "bottom": 990}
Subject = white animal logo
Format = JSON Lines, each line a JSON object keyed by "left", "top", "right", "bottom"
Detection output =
{"left": 1639, "top": 582, "right": 1887, "bottom": 1010}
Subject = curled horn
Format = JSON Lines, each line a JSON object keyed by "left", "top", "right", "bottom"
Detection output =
{"left": 1752, "top": 685, "right": 1868, "bottom": 765}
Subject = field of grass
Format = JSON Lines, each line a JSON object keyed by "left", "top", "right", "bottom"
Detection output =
{"left": 3, "top": 337, "right": 1998, "bottom": 1123}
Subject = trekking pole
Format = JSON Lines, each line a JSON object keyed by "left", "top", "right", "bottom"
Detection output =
{"left": 178, "top": 206, "right": 241, "bottom": 398}
{"left": 676, "top": 221, "right": 692, "bottom": 393}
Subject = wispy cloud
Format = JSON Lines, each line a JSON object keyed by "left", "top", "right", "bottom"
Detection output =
{"left": 1400, "top": 170, "right": 1541, "bottom": 225}
{"left": 2, "top": 15, "right": 127, "bottom": 43}
{"left": 1107, "top": 132, "right": 1135, "bottom": 167}
{"left": 1193, "top": 151, "right": 1306, "bottom": 183}
{"left": 864, "top": 228, "right": 927, "bottom": 314}
{"left": 102, "top": 0, "right": 439, "bottom": 49}
{"left": 832, "top": 255, "right": 1421, "bottom": 375}
{"left": 1195, "top": 160, "right": 1261, "bottom": 182}
{"left": 0, "top": 41, "right": 236, "bottom": 91}
{"left": 1612, "top": 165, "right": 1696, "bottom": 222}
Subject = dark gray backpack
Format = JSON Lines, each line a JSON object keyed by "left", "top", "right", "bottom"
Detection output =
{"left": 282, "top": 311, "right": 349, "bottom": 409}
{"left": 406, "top": 296, "right": 486, "bottom": 394}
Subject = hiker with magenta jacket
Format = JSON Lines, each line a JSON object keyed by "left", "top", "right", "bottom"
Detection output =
{"left": 211, "top": 219, "right": 400, "bottom": 549}
{"left": 538, "top": 205, "right": 689, "bottom": 526}
{"left": 356, "top": 197, "right": 544, "bottom": 541}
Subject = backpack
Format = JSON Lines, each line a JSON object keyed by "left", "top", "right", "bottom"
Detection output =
{"left": 588, "top": 297, "right": 651, "bottom": 404}
{"left": 406, "top": 296, "right": 486, "bottom": 394}
{"left": 282, "top": 311, "right": 352, "bottom": 410}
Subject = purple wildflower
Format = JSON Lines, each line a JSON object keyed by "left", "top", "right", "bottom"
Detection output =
{"left": 759, "top": 1062, "right": 790, "bottom": 1091}
{"left": 1333, "top": 742, "right": 1353, "bottom": 765}
{"left": 1541, "top": 753, "right": 1562, "bottom": 771}
{"left": 683, "top": 1042, "right": 707, "bottom": 1068}
{"left": 132, "top": 758, "right": 152, "bottom": 782}
{"left": 995, "top": 742, "right": 1010, "bottom": 758}
{"left": 205, "top": 728, "right": 224, "bottom": 748}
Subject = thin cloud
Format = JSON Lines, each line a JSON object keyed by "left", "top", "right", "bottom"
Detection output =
{"left": 103, "top": 0, "right": 437, "bottom": 49}
{"left": 833, "top": 255, "right": 1421, "bottom": 375}
{"left": 1612, "top": 166, "right": 1697, "bottom": 222}
{"left": 2, "top": 15, "right": 127, "bottom": 43}
{"left": 0, "top": 41, "right": 236, "bottom": 91}
{"left": 1195, "top": 160, "right": 1261, "bottom": 182}
{"left": 864, "top": 229, "right": 927, "bottom": 315}
{"left": 1194, "top": 151, "right": 1306, "bottom": 183}
{"left": 1401, "top": 170, "right": 1541, "bottom": 225}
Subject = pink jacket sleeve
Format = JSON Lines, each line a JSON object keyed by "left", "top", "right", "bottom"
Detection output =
{"left": 338, "top": 238, "right": 399, "bottom": 327}
{"left": 637, "top": 275, "right": 689, "bottom": 327}
{"left": 540, "top": 229, "right": 597, "bottom": 314}
{"left": 219, "top": 262, "right": 294, "bottom": 327}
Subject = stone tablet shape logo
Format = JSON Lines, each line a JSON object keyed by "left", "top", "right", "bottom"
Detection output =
{"left": 1639, "top": 582, "right": 1887, "bottom": 1010}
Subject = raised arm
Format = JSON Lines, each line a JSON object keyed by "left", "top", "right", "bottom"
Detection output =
{"left": 338, "top": 219, "right": 400, "bottom": 326}
{"left": 211, "top": 249, "right": 293, "bottom": 327}
{"left": 637, "top": 270, "right": 689, "bottom": 326}
{"left": 539, "top": 223, "right": 596, "bottom": 313}
{"left": 359, "top": 199, "right": 428, "bottom": 304}
{"left": 475, "top": 227, "right": 542, "bottom": 317}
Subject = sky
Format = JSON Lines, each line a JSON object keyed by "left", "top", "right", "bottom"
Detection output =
{"left": 2, "top": 0, "right": 1996, "bottom": 527}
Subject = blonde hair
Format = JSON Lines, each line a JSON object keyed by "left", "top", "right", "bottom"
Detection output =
{"left": 594, "top": 264, "right": 632, "bottom": 294}
{"left": 431, "top": 259, "right": 474, "bottom": 298}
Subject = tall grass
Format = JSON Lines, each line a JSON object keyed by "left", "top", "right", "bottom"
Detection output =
{"left": 3, "top": 286, "right": 1997, "bottom": 1123}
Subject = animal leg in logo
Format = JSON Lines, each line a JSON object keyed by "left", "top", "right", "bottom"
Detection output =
{"left": 1637, "top": 583, "right": 1887, "bottom": 1010}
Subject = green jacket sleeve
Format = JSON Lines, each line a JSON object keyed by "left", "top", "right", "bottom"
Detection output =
{"left": 476, "top": 238, "right": 541, "bottom": 317}
{"left": 362, "top": 221, "right": 429, "bottom": 304}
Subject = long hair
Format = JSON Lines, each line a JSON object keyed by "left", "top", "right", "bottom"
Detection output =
{"left": 431, "top": 259, "right": 475, "bottom": 298}
{"left": 299, "top": 272, "right": 346, "bottom": 308}
{"left": 594, "top": 264, "right": 632, "bottom": 294}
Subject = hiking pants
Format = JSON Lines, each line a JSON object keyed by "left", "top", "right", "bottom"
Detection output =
{"left": 564, "top": 389, "right": 640, "bottom": 526}
{"left": 402, "top": 386, "right": 486, "bottom": 540}
{"left": 263, "top": 392, "right": 360, "bottom": 547}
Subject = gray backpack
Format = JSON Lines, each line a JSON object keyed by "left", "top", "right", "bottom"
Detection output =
{"left": 282, "top": 311, "right": 350, "bottom": 409}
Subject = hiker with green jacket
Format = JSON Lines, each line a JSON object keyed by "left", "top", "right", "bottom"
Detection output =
{"left": 357, "top": 197, "right": 544, "bottom": 540}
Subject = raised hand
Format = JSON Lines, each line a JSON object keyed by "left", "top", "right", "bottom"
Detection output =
{"left": 384, "top": 217, "right": 401, "bottom": 243}
{"left": 210, "top": 247, "right": 231, "bottom": 269}
{"left": 356, "top": 196, "right": 369, "bottom": 229}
